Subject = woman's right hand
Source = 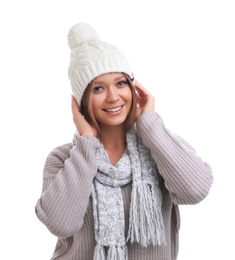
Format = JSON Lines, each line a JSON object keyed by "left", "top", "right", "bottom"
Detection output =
{"left": 71, "top": 96, "right": 97, "bottom": 137}
{"left": 134, "top": 80, "right": 155, "bottom": 119}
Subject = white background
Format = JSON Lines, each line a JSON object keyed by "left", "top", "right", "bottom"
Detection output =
{"left": 0, "top": 0, "right": 234, "bottom": 259}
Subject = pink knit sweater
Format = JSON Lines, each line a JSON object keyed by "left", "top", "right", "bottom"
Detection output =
{"left": 35, "top": 112, "right": 213, "bottom": 260}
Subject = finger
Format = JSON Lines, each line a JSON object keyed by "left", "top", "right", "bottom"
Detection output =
{"left": 71, "top": 95, "right": 81, "bottom": 111}
{"left": 71, "top": 95, "right": 77, "bottom": 106}
{"left": 134, "top": 80, "right": 151, "bottom": 96}
{"left": 134, "top": 80, "right": 145, "bottom": 90}
{"left": 135, "top": 86, "right": 148, "bottom": 102}
{"left": 71, "top": 96, "right": 83, "bottom": 122}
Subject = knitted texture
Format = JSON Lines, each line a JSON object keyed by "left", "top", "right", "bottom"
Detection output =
{"left": 67, "top": 23, "right": 133, "bottom": 105}
{"left": 92, "top": 128, "right": 165, "bottom": 260}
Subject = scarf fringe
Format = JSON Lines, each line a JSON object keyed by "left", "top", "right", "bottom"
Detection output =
{"left": 128, "top": 182, "right": 166, "bottom": 247}
{"left": 93, "top": 245, "right": 128, "bottom": 260}
{"left": 93, "top": 244, "right": 106, "bottom": 260}
{"left": 107, "top": 245, "right": 128, "bottom": 260}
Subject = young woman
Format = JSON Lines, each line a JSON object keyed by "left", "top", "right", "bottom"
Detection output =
{"left": 35, "top": 23, "right": 213, "bottom": 260}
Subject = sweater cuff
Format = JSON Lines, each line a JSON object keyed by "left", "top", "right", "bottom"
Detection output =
{"left": 72, "top": 131, "right": 102, "bottom": 150}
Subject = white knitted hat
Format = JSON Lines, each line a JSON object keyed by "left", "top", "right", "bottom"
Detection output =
{"left": 68, "top": 23, "right": 134, "bottom": 105}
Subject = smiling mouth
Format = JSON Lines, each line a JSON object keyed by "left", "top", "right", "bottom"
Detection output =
{"left": 103, "top": 105, "right": 124, "bottom": 113}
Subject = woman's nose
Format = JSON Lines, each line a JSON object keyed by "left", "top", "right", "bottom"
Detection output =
{"left": 106, "top": 88, "right": 120, "bottom": 103}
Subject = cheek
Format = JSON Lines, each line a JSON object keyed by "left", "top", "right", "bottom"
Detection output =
{"left": 91, "top": 95, "right": 104, "bottom": 119}
{"left": 91, "top": 95, "right": 101, "bottom": 110}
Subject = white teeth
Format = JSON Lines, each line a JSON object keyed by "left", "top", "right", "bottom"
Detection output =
{"left": 105, "top": 106, "right": 121, "bottom": 112}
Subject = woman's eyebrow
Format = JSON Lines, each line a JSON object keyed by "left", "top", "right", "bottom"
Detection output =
{"left": 114, "top": 76, "right": 126, "bottom": 81}
{"left": 93, "top": 76, "right": 126, "bottom": 85}
{"left": 92, "top": 80, "right": 105, "bottom": 85}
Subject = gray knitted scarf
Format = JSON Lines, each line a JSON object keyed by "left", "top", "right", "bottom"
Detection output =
{"left": 92, "top": 128, "right": 165, "bottom": 260}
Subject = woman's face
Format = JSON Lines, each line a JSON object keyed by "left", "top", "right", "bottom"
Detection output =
{"left": 90, "top": 72, "right": 133, "bottom": 129}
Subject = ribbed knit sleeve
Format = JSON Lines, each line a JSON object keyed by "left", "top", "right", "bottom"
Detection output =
{"left": 136, "top": 112, "right": 213, "bottom": 205}
{"left": 35, "top": 132, "right": 102, "bottom": 238}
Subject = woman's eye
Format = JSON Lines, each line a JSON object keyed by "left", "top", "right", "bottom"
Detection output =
{"left": 93, "top": 86, "right": 103, "bottom": 93}
{"left": 117, "top": 80, "right": 128, "bottom": 87}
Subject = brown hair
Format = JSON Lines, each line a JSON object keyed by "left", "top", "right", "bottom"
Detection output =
{"left": 80, "top": 73, "right": 137, "bottom": 138}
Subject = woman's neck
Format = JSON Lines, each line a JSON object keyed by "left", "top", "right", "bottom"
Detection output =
{"left": 99, "top": 125, "right": 127, "bottom": 165}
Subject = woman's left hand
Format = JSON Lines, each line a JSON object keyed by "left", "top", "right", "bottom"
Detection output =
{"left": 134, "top": 80, "right": 155, "bottom": 119}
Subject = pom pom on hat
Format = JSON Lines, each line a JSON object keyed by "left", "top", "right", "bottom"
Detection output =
{"left": 68, "top": 23, "right": 100, "bottom": 49}
{"left": 68, "top": 23, "right": 133, "bottom": 105}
